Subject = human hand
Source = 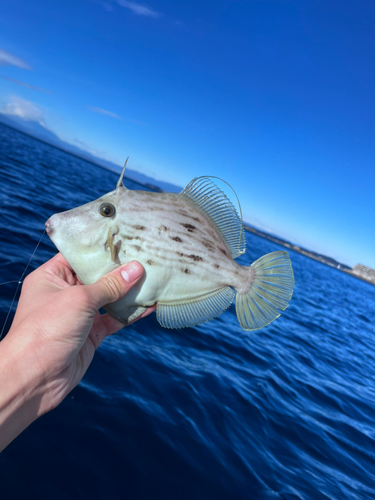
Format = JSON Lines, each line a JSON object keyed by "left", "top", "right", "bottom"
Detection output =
{"left": 0, "top": 253, "right": 155, "bottom": 451}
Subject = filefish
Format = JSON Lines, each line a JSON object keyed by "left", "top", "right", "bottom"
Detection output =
{"left": 45, "top": 161, "right": 294, "bottom": 330}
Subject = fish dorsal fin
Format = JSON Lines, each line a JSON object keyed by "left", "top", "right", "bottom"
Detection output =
{"left": 116, "top": 157, "right": 129, "bottom": 189}
{"left": 157, "top": 287, "right": 235, "bottom": 329}
{"left": 181, "top": 177, "right": 246, "bottom": 259}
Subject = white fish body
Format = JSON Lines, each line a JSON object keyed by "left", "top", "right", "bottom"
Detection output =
{"left": 46, "top": 164, "right": 294, "bottom": 330}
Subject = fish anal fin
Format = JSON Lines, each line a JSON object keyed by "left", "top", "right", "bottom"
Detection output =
{"left": 156, "top": 287, "right": 235, "bottom": 329}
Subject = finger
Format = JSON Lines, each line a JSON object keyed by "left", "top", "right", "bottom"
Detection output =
{"left": 26, "top": 253, "right": 76, "bottom": 289}
{"left": 20, "top": 254, "right": 72, "bottom": 298}
{"left": 50, "top": 252, "right": 71, "bottom": 267}
{"left": 43, "top": 253, "right": 77, "bottom": 284}
{"left": 98, "top": 313, "right": 127, "bottom": 338}
{"left": 38, "top": 252, "right": 72, "bottom": 273}
{"left": 99, "top": 304, "right": 157, "bottom": 338}
{"left": 86, "top": 261, "right": 144, "bottom": 311}
{"left": 86, "top": 311, "right": 125, "bottom": 349}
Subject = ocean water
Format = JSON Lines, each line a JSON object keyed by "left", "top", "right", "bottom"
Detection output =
{"left": 0, "top": 122, "right": 374, "bottom": 499}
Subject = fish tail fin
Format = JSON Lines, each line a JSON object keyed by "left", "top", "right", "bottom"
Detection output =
{"left": 235, "top": 251, "right": 294, "bottom": 331}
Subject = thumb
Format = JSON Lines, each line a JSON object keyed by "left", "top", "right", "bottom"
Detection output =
{"left": 85, "top": 261, "right": 144, "bottom": 310}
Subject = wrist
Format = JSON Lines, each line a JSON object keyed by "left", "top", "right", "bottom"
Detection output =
{"left": 0, "top": 331, "right": 47, "bottom": 451}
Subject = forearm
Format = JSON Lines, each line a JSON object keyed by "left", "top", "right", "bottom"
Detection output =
{"left": 0, "top": 333, "right": 45, "bottom": 452}
{"left": 0, "top": 258, "right": 147, "bottom": 452}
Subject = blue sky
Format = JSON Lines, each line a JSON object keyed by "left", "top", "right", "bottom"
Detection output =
{"left": 0, "top": 0, "right": 374, "bottom": 268}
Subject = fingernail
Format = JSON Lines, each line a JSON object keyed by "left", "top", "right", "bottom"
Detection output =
{"left": 121, "top": 261, "right": 143, "bottom": 283}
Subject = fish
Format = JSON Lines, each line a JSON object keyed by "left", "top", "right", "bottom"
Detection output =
{"left": 45, "top": 160, "right": 294, "bottom": 331}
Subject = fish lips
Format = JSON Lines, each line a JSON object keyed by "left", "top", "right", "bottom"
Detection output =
{"left": 45, "top": 217, "right": 54, "bottom": 236}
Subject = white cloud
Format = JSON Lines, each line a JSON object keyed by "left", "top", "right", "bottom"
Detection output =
{"left": 0, "top": 96, "right": 46, "bottom": 125}
{"left": 87, "top": 106, "right": 148, "bottom": 126}
{"left": 115, "top": 0, "right": 162, "bottom": 18}
{"left": 87, "top": 106, "right": 120, "bottom": 119}
{"left": 0, "top": 75, "right": 50, "bottom": 93}
{"left": 0, "top": 49, "right": 33, "bottom": 70}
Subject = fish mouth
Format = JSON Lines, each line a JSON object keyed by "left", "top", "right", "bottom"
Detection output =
{"left": 45, "top": 218, "right": 54, "bottom": 236}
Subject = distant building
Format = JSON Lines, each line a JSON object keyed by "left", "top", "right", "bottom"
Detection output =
{"left": 352, "top": 264, "right": 375, "bottom": 284}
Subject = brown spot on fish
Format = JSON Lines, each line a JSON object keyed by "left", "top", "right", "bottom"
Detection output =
{"left": 171, "top": 236, "right": 183, "bottom": 243}
{"left": 147, "top": 259, "right": 153, "bottom": 265}
{"left": 171, "top": 200, "right": 183, "bottom": 207}
{"left": 182, "top": 268, "right": 191, "bottom": 274}
{"left": 125, "top": 236, "right": 134, "bottom": 240}
{"left": 132, "top": 245, "right": 142, "bottom": 251}
{"left": 133, "top": 225, "right": 146, "bottom": 230}
{"left": 187, "top": 254, "right": 203, "bottom": 262}
{"left": 176, "top": 251, "right": 184, "bottom": 257}
{"left": 214, "top": 264, "right": 220, "bottom": 269}
{"left": 201, "top": 239, "right": 215, "bottom": 251}
{"left": 178, "top": 212, "right": 201, "bottom": 224}
{"left": 158, "top": 225, "right": 169, "bottom": 233}
{"left": 180, "top": 223, "right": 196, "bottom": 232}
{"left": 220, "top": 248, "right": 228, "bottom": 256}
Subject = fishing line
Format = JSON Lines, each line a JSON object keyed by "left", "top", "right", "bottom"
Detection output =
{"left": 0, "top": 229, "right": 46, "bottom": 341}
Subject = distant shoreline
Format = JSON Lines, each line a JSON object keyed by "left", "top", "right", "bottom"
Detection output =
{"left": 243, "top": 224, "right": 374, "bottom": 286}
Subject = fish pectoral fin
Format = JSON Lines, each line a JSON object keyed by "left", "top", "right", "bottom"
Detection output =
{"left": 106, "top": 228, "right": 121, "bottom": 264}
{"left": 156, "top": 287, "right": 235, "bottom": 329}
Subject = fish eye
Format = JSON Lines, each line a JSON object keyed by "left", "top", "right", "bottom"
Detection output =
{"left": 99, "top": 203, "right": 116, "bottom": 218}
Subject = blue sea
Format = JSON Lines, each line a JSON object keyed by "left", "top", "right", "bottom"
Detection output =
{"left": 0, "top": 122, "right": 374, "bottom": 499}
